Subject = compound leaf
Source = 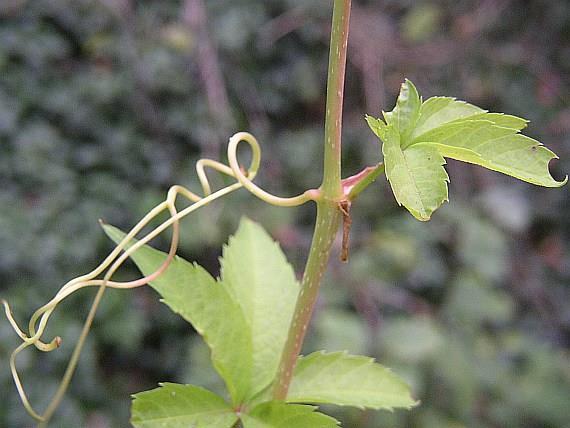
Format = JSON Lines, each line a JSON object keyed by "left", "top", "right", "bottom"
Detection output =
{"left": 105, "top": 218, "right": 301, "bottom": 405}
{"left": 241, "top": 402, "right": 339, "bottom": 428}
{"left": 131, "top": 383, "right": 238, "bottom": 428}
{"left": 287, "top": 351, "right": 417, "bottom": 411}
{"left": 220, "top": 218, "right": 299, "bottom": 401}
{"left": 104, "top": 225, "right": 253, "bottom": 404}
{"left": 367, "top": 80, "right": 566, "bottom": 220}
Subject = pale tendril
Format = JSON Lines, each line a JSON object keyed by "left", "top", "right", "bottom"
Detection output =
{"left": 1, "top": 132, "right": 316, "bottom": 425}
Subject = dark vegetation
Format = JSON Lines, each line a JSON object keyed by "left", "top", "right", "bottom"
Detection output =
{"left": 0, "top": 0, "right": 569, "bottom": 426}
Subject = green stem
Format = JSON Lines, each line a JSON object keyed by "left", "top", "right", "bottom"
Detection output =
{"left": 321, "top": 0, "right": 351, "bottom": 198}
{"left": 273, "top": 0, "right": 351, "bottom": 400}
{"left": 39, "top": 285, "right": 108, "bottom": 426}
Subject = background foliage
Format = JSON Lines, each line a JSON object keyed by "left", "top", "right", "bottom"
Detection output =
{"left": 0, "top": 0, "right": 569, "bottom": 427}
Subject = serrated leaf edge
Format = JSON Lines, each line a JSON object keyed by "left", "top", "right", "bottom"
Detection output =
{"left": 288, "top": 350, "right": 419, "bottom": 411}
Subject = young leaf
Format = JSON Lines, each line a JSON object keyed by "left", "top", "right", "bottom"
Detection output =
{"left": 241, "top": 402, "right": 339, "bottom": 428}
{"left": 287, "top": 351, "right": 417, "bottom": 411}
{"left": 367, "top": 80, "right": 566, "bottom": 220}
{"left": 220, "top": 219, "right": 299, "bottom": 401}
{"left": 131, "top": 383, "right": 238, "bottom": 428}
{"left": 104, "top": 225, "right": 253, "bottom": 404}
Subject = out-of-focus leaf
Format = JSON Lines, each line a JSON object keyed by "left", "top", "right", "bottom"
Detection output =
{"left": 401, "top": 4, "right": 443, "bottom": 42}
{"left": 379, "top": 318, "right": 443, "bottom": 363}
{"left": 311, "top": 309, "right": 368, "bottom": 355}
{"left": 444, "top": 272, "right": 514, "bottom": 325}
{"left": 131, "top": 383, "right": 238, "bottom": 428}
{"left": 456, "top": 213, "right": 508, "bottom": 281}
{"left": 241, "top": 402, "right": 339, "bottom": 428}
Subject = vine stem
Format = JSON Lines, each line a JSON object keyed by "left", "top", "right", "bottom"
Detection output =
{"left": 273, "top": 0, "right": 352, "bottom": 400}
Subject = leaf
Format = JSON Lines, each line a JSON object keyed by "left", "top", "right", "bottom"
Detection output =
{"left": 104, "top": 225, "right": 253, "bottom": 404}
{"left": 411, "top": 120, "right": 565, "bottom": 187}
{"left": 365, "top": 115, "right": 389, "bottom": 141}
{"left": 241, "top": 402, "right": 339, "bottom": 428}
{"left": 105, "top": 218, "right": 300, "bottom": 404}
{"left": 131, "top": 383, "right": 238, "bottom": 428}
{"left": 382, "top": 125, "right": 449, "bottom": 221}
{"left": 466, "top": 112, "right": 528, "bottom": 130}
{"left": 383, "top": 79, "right": 421, "bottom": 139}
{"left": 287, "top": 351, "right": 417, "bottom": 411}
{"left": 411, "top": 96, "right": 485, "bottom": 140}
{"left": 220, "top": 218, "right": 299, "bottom": 400}
{"left": 366, "top": 80, "right": 566, "bottom": 220}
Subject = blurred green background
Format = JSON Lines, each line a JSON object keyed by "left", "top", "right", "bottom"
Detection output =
{"left": 1, "top": 0, "right": 569, "bottom": 427}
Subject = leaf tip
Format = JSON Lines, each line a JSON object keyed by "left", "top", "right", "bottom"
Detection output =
{"left": 409, "top": 207, "right": 433, "bottom": 222}
{"left": 556, "top": 174, "right": 568, "bottom": 187}
{"left": 402, "top": 78, "right": 418, "bottom": 91}
{"left": 404, "top": 399, "right": 422, "bottom": 411}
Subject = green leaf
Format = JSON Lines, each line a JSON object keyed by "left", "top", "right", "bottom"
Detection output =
{"left": 105, "top": 218, "right": 300, "bottom": 404}
{"left": 131, "top": 383, "right": 238, "bottom": 428}
{"left": 382, "top": 125, "right": 449, "bottom": 221}
{"left": 241, "top": 402, "right": 339, "bottom": 428}
{"left": 411, "top": 96, "right": 485, "bottom": 141}
{"left": 365, "top": 115, "right": 389, "bottom": 141}
{"left": 287, "top": 351, "right": 417, "bottom": 411}
{"left": 383, "top": 79, "right": 421, "bottom": 139}
{"left": 104, "top": 225, "right": 253, "bottom": 404}
{"left": 411, "top": 120, "right": 565, "bottom": 187}
{"left": 366, "top": 80, "right": 566, "bottom": 220}
{"left": 220, "top": 218, "right": 299, "bottom": 400}
{"left": 465, "top": 112, "right": 528, "bottom": 130}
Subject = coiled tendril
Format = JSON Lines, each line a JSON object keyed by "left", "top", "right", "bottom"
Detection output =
{"left": 2, "top": 132, "right": 316, "bottom": 424}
